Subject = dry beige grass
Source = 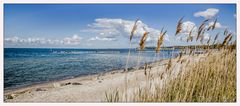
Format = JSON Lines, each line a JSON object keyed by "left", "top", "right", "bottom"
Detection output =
{"left": 130, "top": 19, "right": 140, "bottom": 42}
{"left": 139, "top": 32, "right": 149, "bottom": 50}
{"left": 105, "top": 49, "right": 236, "bottom": 102}
{"left": 133, "top": 49, "right": 236, "bottom": 102}
{"left": 155, "top": 30, "right": 166, "bottom": 53}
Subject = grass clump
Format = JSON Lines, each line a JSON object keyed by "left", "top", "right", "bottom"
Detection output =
{"left": 132, "top": 50, "right": 236, "bottom": 102}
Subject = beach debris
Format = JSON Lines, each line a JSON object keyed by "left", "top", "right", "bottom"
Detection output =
{"left": 111, "top": 71, "right": 116, "bottom": 74}
{"left": 123, "top": 67, "right": 135, "bottom": 72}
{"left": 65, "top": 82, "right": 71, "bottom": 85}
{"left": 35, "top": 88, "right": 47, "bottom": 91}
{"left": 72, "top": 82, "right": 82, "bottom": 85}
{"left": 5, "top": 94, "right": 17, "bottom": 99}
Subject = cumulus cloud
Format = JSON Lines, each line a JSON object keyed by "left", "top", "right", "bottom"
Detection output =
{"left": 5, "top": 35, "right": 82, "bottom": 46}
{"left": 194, "top": 8, "right": 219, "bottom": 19}
{"left": 84, "top": 18, "right": 169, "bottom": 42}
{"left": 181, "top": 21, "right": 198, "bottom": 35}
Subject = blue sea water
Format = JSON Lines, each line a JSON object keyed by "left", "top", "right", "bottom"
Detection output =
{"left": 4, "top": 48, "right": 179, "bottom": 90}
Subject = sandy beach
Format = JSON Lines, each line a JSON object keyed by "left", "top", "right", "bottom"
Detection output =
{"left": 4, "top": 53, "right": 207, "bottom": 103}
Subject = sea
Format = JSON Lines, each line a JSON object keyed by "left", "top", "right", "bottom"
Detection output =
{"left": 4, "top": 48, "right": 179, "bottom": 90}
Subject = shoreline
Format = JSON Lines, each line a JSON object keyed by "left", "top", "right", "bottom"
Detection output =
{"left": 4, "top": 56, "right": 170, "bottom": 93}
{"left": 4, "top": 53, "right": 204, "bottom": 102}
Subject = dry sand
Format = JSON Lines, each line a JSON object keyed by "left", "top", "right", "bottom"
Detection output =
{"left": 4, "top": 54, "right": 207, "bottom": 102}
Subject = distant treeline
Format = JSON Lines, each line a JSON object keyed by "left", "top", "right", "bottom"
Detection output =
{"left": 137, "top": 44, "right": 236, "bottom": 51}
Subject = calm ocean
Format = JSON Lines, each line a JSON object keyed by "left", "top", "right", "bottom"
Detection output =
{"left": 4, "top": 48, "right": 178, "bottom": 90}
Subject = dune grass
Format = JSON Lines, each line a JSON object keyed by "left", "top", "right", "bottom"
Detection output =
{"left": 132, "top": 49, "right": 236, "bottom": 102}
{"left": 105, "top": 49, "right": 236, "bottom": 102}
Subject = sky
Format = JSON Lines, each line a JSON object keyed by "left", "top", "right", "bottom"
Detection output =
{"left": 4, "top": 4, "right": 236, "bottom": 48}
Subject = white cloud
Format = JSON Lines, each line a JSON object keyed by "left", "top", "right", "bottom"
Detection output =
{"left": 84, "top": 18, "right": 169, "bottom": 42}
{"left": 194, "top": 8, "right": 219, "bottom": 19}
{"left": 88, "top": 36, "right": 117, "bottom": 41}
{"left": 181, "top": 21, "right": 197, "bottom": 36}
{"left": 5, "top": 35, "right": 82, "bottom": 46}
{"left": 63, "top": 34, "right": 82, "bottom": 45}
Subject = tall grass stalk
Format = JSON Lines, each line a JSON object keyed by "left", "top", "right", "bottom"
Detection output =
{"left": 124, "top": 18, "right": 139, "bottom": 102}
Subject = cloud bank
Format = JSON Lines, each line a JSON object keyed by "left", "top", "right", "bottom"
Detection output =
{"left": 5, "top": 35, "right": 82, "bottom": 46}
{"left": 84, "top": 18, "right": 169, "bottom": 42}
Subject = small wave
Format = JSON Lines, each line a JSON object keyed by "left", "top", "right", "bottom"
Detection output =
{"left": 52, "top": 51, "right": 120, "bottom": 54}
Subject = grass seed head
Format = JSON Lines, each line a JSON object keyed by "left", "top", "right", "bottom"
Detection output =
{"left": 130, "top": 18, "right": 140, "bottom": 42}
{"left": 139, "top": 32, "right": 149, "bottom": 50}
{"left": 175, "top": 17, "right": 184, "bottom": 36}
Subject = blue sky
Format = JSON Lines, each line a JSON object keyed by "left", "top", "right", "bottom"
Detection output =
{"left": 4, "top": 4, "right": 236, "bottom": 48}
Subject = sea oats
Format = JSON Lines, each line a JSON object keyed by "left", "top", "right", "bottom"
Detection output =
{"left": 175, "top": 17, "right": 184, "bottom": 36}
{"left": 166, "top": 58, "right": 172, "bottom": 71}
{"left": 187, "top": 27, "right": 194, "bottom": 42}
{"left": 207, "top": 19, "right": 217, "bottom": 31}
{"left": 227, "top": 35, "right": 233, "bottom": 45}
{"left": 200, "top": 29, "right": 205, "bottom": 44}
{"left": 207, "top": 36, "right": 211, "bottom": 45}
{"left": 224, "top": 28, "right": 228, "bottom": 36}
{"left": 212, "top": 33, "right": 219, "bottom": 45}
{"left": 139, "top": 32, "right": 149, "bottom": 50}
{"left": 177, "top": 51, "right": 183, "bottom": 63}
{"left": 207, "top": 25, "right": 212, "bottom": 31}
{"left": 212, "top": 19, "right": 217, "bottom": 30}
{"left": 222, "top": 33, "right": 232, "bottom": 47}
{"left": 197, "top": 19, "right": 208, "bottom": 41}
{"left": 130, "top": 18, "right": 140, "bottom": 42}
{"left": 155, "top": 30, "right": 166, "bottom": 53}
{"left": 196, "top": 28, "right": 203, "bottom": 41}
